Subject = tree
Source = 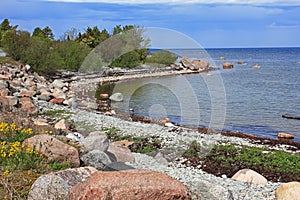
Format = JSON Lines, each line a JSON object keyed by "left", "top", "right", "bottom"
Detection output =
{"left": 63, "top": 27, "right": 78, "bottom": 41}
{"left": 1, "top": 30, "right": 31, "bottom": 60}
{"left": 146, "top": 50, "right": 178, "bottom": 65}
{"left": 32, "top": 26, "right": 54, "bottom": 40}
{"left": 0, "top": 19, "right": 17, "bottom": 46}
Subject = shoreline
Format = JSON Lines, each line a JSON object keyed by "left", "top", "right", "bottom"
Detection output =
{"left": 73, "top": 68, "right": 300, "bottom": 146}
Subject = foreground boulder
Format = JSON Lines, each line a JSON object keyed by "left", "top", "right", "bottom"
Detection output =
{"left": 70, "top": 169, "right": 190, "bottom": 199}
{"left": 23, "top": 134, "right": 80, "bottom": 167}
{"left": 28, "top": 167, "right": 97, "bottom": 200}
{"left": 275, "top": 181, "right": 300, "bottom": 200}
{"left": 231, "top": 169, "right": 267, "bottom": 185}
{"left": 80, "top": 150, "right": 112, "bottom": 170}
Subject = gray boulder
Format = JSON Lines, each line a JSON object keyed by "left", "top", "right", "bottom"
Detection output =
{"left": 79, "top": 131, "right": 109, "bottom": 153}
{"left": 103, "top": 162, "right": 135, "bottom": 171}
{"left": 186, "top": 178, "right": 233, "bottom": 200}
{"left": 52, "top": 79, "right": 65, "bottom": 89}
{"left": 28, "top": 167, "right": 97, "bottom": 200}
{"left": 81, "top": 150, "right": 112, "bottom": 170}
{"left": 109, "top": 92, "right": 123, "bottom": 102}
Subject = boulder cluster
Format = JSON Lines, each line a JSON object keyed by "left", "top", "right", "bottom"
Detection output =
{"left": 179, "top": 58, "right": 210, "bottom": 71}
{"left": 0, "top": 63, "right": 77, "bottom": 114}
{"left": 24, "top": 130, "right": 190, "bottom": 200}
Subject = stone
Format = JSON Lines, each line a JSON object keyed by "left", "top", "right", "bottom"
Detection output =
{"left": 80, "top": 132, "right": 109, "bottom": 153}
{"left": 109, "top": 92, "right": 123, "bottom": 102}
{"left": 37, "top": 94, "right": 51, "bottom": 101}
{"left": 5, "top": 96, "right": 18, "bottom": 106}
{"left": 80, "top": 150, "right": 112, "bottom": 170}
{"left": 55, "top": 119, "right": 70, "bottom": 130}
{"left": 66, "top": 132, "right": 84, "bottom": 141}
{"left": 154, "top": 152, "right": 169, "bottom": 165}
{"left": 107, "top": 142, "right": 135, "bottom": 162}
{"left": 69, "top": 169, "right": 190, "bottom": 200}
{"left": 181, "top": 58, "right": 193, "bottom": 69}
{"left": 186, "top": 178, "right": 233, "bottom": 200}
{"left": 19, "top": 97, "right": 38, "bottom": 115}
{"left": 220, "top": 57, "right": 226, "bottom": 60}
{"left": 86, "top": 101, "right": 98, "bottom": 110}
{"left": 52, "top": 79, "right": 65, "bottom": 89}
{"left": 252, "top": 64, "right": 261, "bottom": 69}
{"left": 50, "top": 98, "right": 65, "bottom": 104}
{"left": 19, "top": 89, "right": 36, "bottom": 97}
{"left": 231, "top": 169, "right": 268, "bottom": 185}
{"left": 0, "top": 74, "right": 12, "bottom": 80}
{"left": 222, "top": 62, "right": 234, "bottom": 69}
{"left": 113, "top": 140, "right": 134, "bottom": 148}
{"left": 34, "top": 119, "right": 49, "bottom": 126}
{"left": 28, "top": 167, "right": 97, "bottom": 200}
{"left": 0, "top": 80, "right": 8, "bottom": 89}
{"left": 278, "top": 132, "right": 294, "bottom": 139}
{"left": 165, "top": 122, "right": 175, "bottom": 127}
{"left": 275, "top": 181, "right": 300, "bottom": 200}
{"left": 23, "top": 134, "right": 80, "bottom": 167}
{"left": 0, "top": 89, "right": 10, "bottom": 97}
{"left": 192, "top": 59, "right": 209, "bottom": 69}
{"left": 25, "top": 64, "right": 31, "bottom": 72}
{"left": 99, "top": 93, "right": 109, "bottom": 99}
{"left": 53, "top": 88, "right": 66, "bottom": 99}
{"left": 103, "top": 162, "right": 135, "bottom": 171}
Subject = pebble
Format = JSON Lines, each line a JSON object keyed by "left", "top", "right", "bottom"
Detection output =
{"left": 34, "top": 99, "right": 285, "bottom": 199}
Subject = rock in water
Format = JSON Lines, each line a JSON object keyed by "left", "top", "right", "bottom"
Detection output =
{"left": 222, "top": 62, "right": 234, "bottom": 69}
{"left": 69, "top": 169, "right": 190, "bottom": 199}
{"left": 109, "top": 92, "right": 123, "bottom": 102}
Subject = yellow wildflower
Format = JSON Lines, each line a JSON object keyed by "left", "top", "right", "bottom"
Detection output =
{"left": 3, "top": 170, "right": 10, "bottom": 176}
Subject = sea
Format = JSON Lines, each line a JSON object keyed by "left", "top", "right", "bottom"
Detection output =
{"left": 110, "top": 47, "right": 300, "bottom": 142}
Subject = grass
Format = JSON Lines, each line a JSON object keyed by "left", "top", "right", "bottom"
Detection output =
{"left": 0, "top": 121, "right": 71, "bottom": 199}
{"left": 201, "top": 144, "right": 300, "bottom": 182}
{"left": 39, "top": 109, "right": 74, "bottom": 119}
{"left": 102, "top": 126, "right": 162, "bottom": 154}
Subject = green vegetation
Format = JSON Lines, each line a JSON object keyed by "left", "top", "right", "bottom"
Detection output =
{"left": 201, "top": 144, "right": 300, "bottom": 182}
{"left": 0, "top": 19, "right": 153, "bottom": 76}
{"left": 39, "top": 109, "right": 74, "bottom": 118}
{"left": 146, "top": 50, "right": 178, "bottom": 65}
{"left": 102, "top": 126, "right": 162, "bottom": 154}
{"left": 0, "top": 121, "right": 71, "bottom": 198}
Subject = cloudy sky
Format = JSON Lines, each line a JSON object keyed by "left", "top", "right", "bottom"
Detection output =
{"left": 1, "top": 0, "right": 300, "bottom": 48}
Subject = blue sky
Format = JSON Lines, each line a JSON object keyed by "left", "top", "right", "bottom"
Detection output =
{"left": 1, "top": 0, "right": 300, "bottom": 48}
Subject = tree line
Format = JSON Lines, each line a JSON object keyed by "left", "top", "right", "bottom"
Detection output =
{"left": 0, "top": 19, "right": 177, "bottom": 76}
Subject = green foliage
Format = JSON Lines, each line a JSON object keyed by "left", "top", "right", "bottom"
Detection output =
{"left": 146, "top": 50, "right": 178, "bottom": 65}
{"left": 203, "top": 144, "right": 300, "bottom": 181}
{"left": 183, "top": 140, "right": 202, "bottom": 160}
{"left": 32, "top": 26, "right": 54, "bottom": 40}
{"left": 109, "top": 50, "right": 141, "bottom": 68}
{"left": 39, "top": 109, "right": 74, "bottom": 118}
{"left": 102, "top": 126, "right": 162, "bottom": 154}
{"left": 50, "top": 160, "right": 71, "bottom": 171}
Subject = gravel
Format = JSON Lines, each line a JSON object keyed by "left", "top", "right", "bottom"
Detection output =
{"left": 35, "top": 99, "right": 283, "bottom": 200}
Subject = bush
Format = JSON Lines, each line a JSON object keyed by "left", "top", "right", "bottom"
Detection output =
{"left": 146, "top": 50, "right": 177, "bottom": 65}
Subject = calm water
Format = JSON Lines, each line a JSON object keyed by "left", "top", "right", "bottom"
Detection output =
{"left": 111, "top": 47, "right": 300, "bottom": 141}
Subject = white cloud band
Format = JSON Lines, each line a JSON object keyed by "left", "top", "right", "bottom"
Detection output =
{"left": 42, "top": 0, "right": 300, "bottom": 6}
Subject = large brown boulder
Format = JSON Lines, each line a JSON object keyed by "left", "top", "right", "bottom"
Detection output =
{"left": 23, "top": 134, "right": 80, "bottom": 167}
{"left": 192, "top": 59, "right": 209, "bottom": 69}
{"left": 275, "top": 181, "right": 300, "bottom": 200}
{"left": 180, "top": 58, "right": 193, "bottom": 69}
{"left": 28, "top": 167, "right": 97, "bottom": 200}
{"left": 70, "top": 169, "right": 191, "bottom": 200}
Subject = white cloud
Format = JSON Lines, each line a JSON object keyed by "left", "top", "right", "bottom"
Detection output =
{"left": 42, "top": 0, "right": 300, "bottom": 6}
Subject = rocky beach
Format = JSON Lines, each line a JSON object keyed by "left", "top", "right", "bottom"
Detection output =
{"left": 1, "top": 61, "right": 300, "bottom": 199}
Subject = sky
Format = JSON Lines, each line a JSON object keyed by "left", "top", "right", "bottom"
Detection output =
{"left": 0, "top": 0, "right": 300, "bottom": 48}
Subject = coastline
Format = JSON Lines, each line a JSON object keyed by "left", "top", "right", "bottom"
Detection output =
{"left": 73, "top": 67, "right": 300, "bottom": 148}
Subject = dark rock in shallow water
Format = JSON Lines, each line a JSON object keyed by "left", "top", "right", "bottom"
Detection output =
{"left": 282, "top": 114, "right": 300, "bottom": 120}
